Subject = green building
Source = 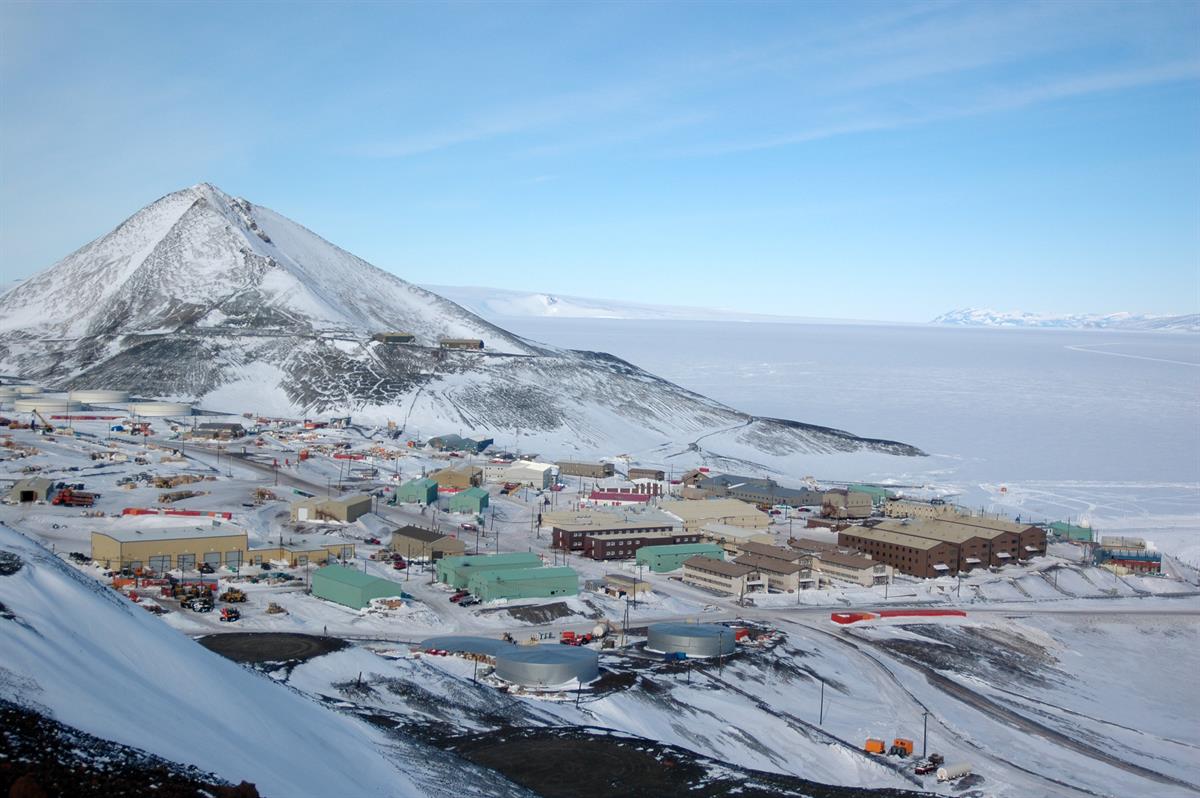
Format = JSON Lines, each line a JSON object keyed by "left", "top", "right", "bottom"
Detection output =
{"left": 636, "top": 543, "right": 725, "bottom": 573}
{"left": 396, "top": 477, "right": 438, "bottom": 505}
{"left": 311, "top": 564, "right": 404, "bottom": 610}
{"left": 1048, "top": 521, "right": 1093, "bottom": 542}
{"left": 448, "top": 486, "right": 489, "bottom": 514}
{"left": 468, "top": 566, "right": 578, "bottom": 601}
{"left": 436, "top": 551, "right": 542, "bottom": 589}
{"left": 848, "top": 484, "right": 895, "bottom": 504}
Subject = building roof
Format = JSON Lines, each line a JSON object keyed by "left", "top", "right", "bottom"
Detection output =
{"left": 471, "top": 566, "right": 576, "bottom": 583}
{"left": 814, "top": 550, "right": 880, "bottom": 570}
{"left": 951, "top": 516, "right": 1039, "bottom": 535}
{"left": 683, "top": 555, "right": 756, "bottom": 578}
{"left": 737, "top": 541, "right": 800, "bottom": 562}
{"left": 734, "top": 553, "right": 803, "bottom": 575}
{"left": 840, "top": 526, "right": 947, "bottom": 551}
{"left": 588, "top": 490, "right": 650, "bottom": 502}
{"left": 637, "top": 542, "right": 724, "bottom": 557}
{"left": 662, "top": 499, "right": 766, "bottom": 522}
{"left": 313, "top": 564, "right": 396, "bottom": 588}
{"left": 871, "top": 518, "right": 998, "bottom": 545}
{"left": 444, "top": 552, "right": 541, "bottom": 569}
{"left": 700, "top": 522, "right": 772, "bottom": 540}
{"left": 452, "top": 487, "right": 489, "bottom": 499}
{"left": 392, "top": 525, "right": 450, "bottom": 544}
{"left": 584, "top": 530, "right": 684, "bottom": 543}
{"left": 544, "top": 509, "right": 678, "bottom": 533}
{"left": 788, "top": 537, "right": 840, "bottom": 553}
{"left": 94, "top": 525, "right": 242, "bottom": 543}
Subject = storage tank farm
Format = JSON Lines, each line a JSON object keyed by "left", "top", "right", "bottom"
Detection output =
{"left": 645, "top": 623, "right": 737, "bottom": 658}
{"left": 68, "top": 389, "right": 130, "bottom": 405}
{"left": 127, "top": 401, "right": 193, "bottom": 417}
{"left": 12, "top": 396, "right": 83, "bottom": 414}
{"left": 493, "top": 645, "right": 599, "bottom": 688}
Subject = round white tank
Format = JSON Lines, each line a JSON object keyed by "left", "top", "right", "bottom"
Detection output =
{"left": 0, "top": 386, "right": 19, "bottom": 398}
{"left": 13, "top": 397, "right": 84, "bottom": 413}
{"left": 127, "top": 401, "right": 192, "bottom": 417}
{"left": 15, "top": 385, "right": 43, "bottom": 395}
{"left": 646, "top": 623, "right": 737, "bottom": 658}
{"left": 69, "top": 389, "right": 130, "bottom": 404}
{"left": 493, "top": 645, "right": 599, "bottom": 688}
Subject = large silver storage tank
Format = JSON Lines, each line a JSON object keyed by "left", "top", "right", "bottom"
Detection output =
{"left": 15, "top": 385, "right": 43, "bottom": 395}
{"left": 128, "top": 401, "right": 192, "bottom": 416}
{"left": 493, "top": 645, "right": 599, "bottom": 687}
{"left": 646, "top": 623, "right": 736, "bottom": 658}
{"left": 419, "top": 636, "right": 517, "bottom": 659}
{"left": 69, "top": 389, "right": 130, "bottom": 404}
{"left": 13, "top": 397, "right": 84, "bottom": 414}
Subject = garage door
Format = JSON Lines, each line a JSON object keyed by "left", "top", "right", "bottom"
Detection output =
{"left": 203, "top": 552, "right": 221, "bottom": 570}
{"left": 148, "top": 555, "right": 171, "bottom": 573}
{"left": 225, "top": 550, "right": 243, "bottom": 569}
{"left": 177, "top": 553, "right": 196, "bottom": 571}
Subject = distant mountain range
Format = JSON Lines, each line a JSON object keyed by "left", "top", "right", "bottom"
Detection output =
{"left": 932, "top": 308, "right": 1199, "bottom": 332}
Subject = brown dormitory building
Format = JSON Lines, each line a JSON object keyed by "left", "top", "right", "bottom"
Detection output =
{"left": 838, "top": 517, "right": 1046, "bottom": 578}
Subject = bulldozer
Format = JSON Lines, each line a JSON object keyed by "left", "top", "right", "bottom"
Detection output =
{"left": 219, "top": 588, "right": 247, "bottom": 603}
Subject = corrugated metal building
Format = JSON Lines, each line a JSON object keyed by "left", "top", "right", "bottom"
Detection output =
{"left": 291, "top": 493, "right": 372, "bottom": 523}
{"left": 661, "top": 499, "right": 769, "bottom": 533}
{"left": 91, "top": 525, "right": 248, "bottom": 572}
{"left": 389, "top": 525, "right": 466, "bottom": 560}
{"left": 468, "top": 566, "right": 579, "bottom": 601}
{"left": 636, "top": 543, "right": 725, "bottom": 573}
{"left": 557, "top": 461, "right": 615, "bottom": 479}
{"left": 436, "top": 552, "right": 542, "bottom": 589}
{"left": 311, "top": 564, "right": 404, "bottom": 609}
{"left": 396, "top": 478, "right": 438, "bottom": 505}
{"left": 448, "top": 486, "right": 489, "bottom": 514}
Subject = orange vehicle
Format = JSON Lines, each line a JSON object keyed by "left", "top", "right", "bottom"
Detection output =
{"left": 889, "top": 738, "right": 914, "bottom": 757}
{"left": 864, "top": 738, "right": 886, "bottom": 755}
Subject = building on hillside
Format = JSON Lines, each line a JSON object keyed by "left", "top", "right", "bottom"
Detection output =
{"left": 438, "top": 338, "right": 485, "bottom": 350}
{"left": 661, "top": 498, "right": 769, "bottom": 533}
{"left": 448, "top": 486, "right": 489, "bottom": 514}
{"left": 6, "top": 477, "right": 54, "bottom": 504}
{"left": 733, "top": 552, "right": 811, "bottom": 592}
{"left": 427, "top": 434, "right": 493, "bottom": 453}
{"left": 636, "top": 542, "right": 725, "bottom": 573}
{"left": 822, "top": 489, "right": 873, "bottom": 519}
{"left": 194, "top": 422, "right": 247, "bottom": 440}
{"left": 627, "top": 467, "right": 666, "bottom": 481}
{"left": 389, "top": 525, "right": 466, "bottom": 560}
{"left": 585, "top": 490, "right": 651, "bottom": 508}
{"left": 810, "top": 550, "right": 893, "bottom": 586}
{"left": 251, "top": 535, "right": 355, "bottom": 567}
{"left": 468, "top": 566, "right": 578, "bottom": 601}
{"left": 681, "top": 556, "right": 763, "bottom": 597}
{"left": 881, "top": 498, "right": 965, "bottom": 520}
{"left": 91, "top": 525, "right": 248, "bottom": 572}
{"left": 545, "top": 509, "right": 680, "bottom": 552}
{"left": 557, "top": 461, "right": 614, "bottom": 479}
{"left": 396, "top": 478, "right": 438, "bottom": 505}
{"left": 837, "top": 527, "right": 958, "bottom": 579}
{"left": 372, "top": 332, "right": 415, "bottom": 344}
{"left": 432, "top": 466, "right": 483, "bottom": 490}
{"left": 698, "top": 474, "right": 823, "bottom": 508}
{"left": 291, "top": 494, "right": 372, "bottom": 523}
{"left": 311, "top": 564, "right": 404, "bottom": 609}
{"left": 949, "top": 515, "right": 1048, "bottom": 560}
{"left": 1094, "top": 539, "right": 1161, "bottom": 575}
{"left": 436, "top": 552, "right": 542, "bottom": 589}
{"left": 865, "top": 518, "right": 1018, "bottom": 572}
{"left": 677, "top": 468, "right": 711, "bottom": 487}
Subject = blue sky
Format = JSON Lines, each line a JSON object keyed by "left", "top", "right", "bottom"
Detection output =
{"left": 1, "top": 0, "right": 1197, "bottom": 321}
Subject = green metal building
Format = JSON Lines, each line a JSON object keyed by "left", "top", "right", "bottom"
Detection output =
{"left": 636, "top": 543, "right": 725, "bottom": 573}
{"left": 468, "top": 566, "right": 579, "bottom": 601}
{"left": 311, "top": 564, "right": 405, "bottom": 609}
{"left": 1048, "top": 521, "right": 1093, "bottom": 542}
{"left": 448, "top": 486, "right": 489, "bottom": 514}
{"left": 396, "top": 477, "right": 438, "bottom": 505}
{"left": 436, "top": 551, "right": 542, "bottom": 589}
{"left": 848, "top": 484, "right": 895, "bottom": 504}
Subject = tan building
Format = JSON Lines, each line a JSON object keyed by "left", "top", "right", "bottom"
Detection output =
{"left": 438, "top": 338, "right": 484, "bottom": 350}
{"left": 628, "top": 468, "right": 666, "bottom": 481}
{"left": 251, "top": 535, "right": 355, "bottom": 567}
{"left": 810, "top": 550, "right": 893, "bottom": 587}
{"left": 681, "top": 555, "right": 763, "bottom": 597}
{"left": 881, "top": 498, "right": 966, "bottom": 520}
{"left": 91, "top": 525, "right": 249, "bottom": 573}
{"left": 6, "top": 477, "right": 54, "bottom": 504}
{"left": 431, "top": 466, "right": 483, "bottom": 490}
{"left": 733, "top": 552, "right": 811, "bottom": 592}
{"left": 389, "top": 525, "right": 467, "bottom": 560}
{"left": 543, "top": 509, "right": 681, "bottom": 552}
{"left": 699, "top": 522, "right": 776, "bottom": 554}
{"left": 822, "top": 489, "right": 873, "bottom": 519}
{"left": 601, "top": 573, "right": 651, "bottom": 599}
{"left": 557, "top": 461, "right": 615, "bottom": 479}
{"left": 737, "top": 541, "right": 803, "bottom": 563}
{"left": 662, "top": 499, "right": 769, "bottom": 533}
{"left": 291, "top": 494, "right": 372, "bottom": 523}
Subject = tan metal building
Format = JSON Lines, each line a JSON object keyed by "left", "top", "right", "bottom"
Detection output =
{"left": 810, "top": 550, "right": 893, "bottom": 587}
{"left": 881, "top": 498, "right": 966, "bottom": 520}
{"left": 431, "top": 466, "right": 483, "bottom": 490}
{"left": 389, "top": 525, "right": 467, "bottom": 560}
{"left": 557, "top": 461, "right": 615, "bottom": 479}
{"left": 251, "top": 535, "right": 355, "bottom": 567}
{"left": 699, "top": 522, "right": 777, "bottom": 554}
{"left": 628, "top": 467, "right": 666, "bottom": 481}
{"left": 681, "top": 555, "right": 763, "bottom": 597}
{"left": 291, "top": 494, "right": 373, "bottom": 523}
{"left": 662, "top": 499, "right": 769, "bottom": 533}
{"left": 91, "top": 525, "right": 249, "bottom": 572}
{"left": 822, "top": 489, "right": 873, "bottom": 519}
{"left": 543, "top": 509, "right": 680, "bottom": 552}
{"left": 438, "top": 338, "right": 484, "bottom": 350}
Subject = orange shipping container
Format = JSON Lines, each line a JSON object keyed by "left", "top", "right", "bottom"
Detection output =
{"left": 865, "top": 739, "right": 886, "bottom": 754}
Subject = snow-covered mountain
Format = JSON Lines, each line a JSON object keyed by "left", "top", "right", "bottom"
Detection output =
{"left": 932, "top": 308, "right": 1200, "bottom": 332}
{"left": 0, "top": 184, "right": 923, "bottom": 466}
{"left": 0, "top": 524, "right": 519, "bottom": 797}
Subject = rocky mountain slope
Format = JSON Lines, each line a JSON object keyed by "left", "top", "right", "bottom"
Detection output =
{"left": 0, "top": 184, "right": 923, "bottom": 465}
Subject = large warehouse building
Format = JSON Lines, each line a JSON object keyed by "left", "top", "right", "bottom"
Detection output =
{"left": 389, "top": 525, "right": 466, "bottom": 560}
{"left": 545, "top": 509, "right": 681, "bottom": 552}
{"left": 636, "top": 542, "right": 725, "bottom": 573}
{"left": 311, "top": 564, "right": 404, "bottom": 609}
{"left": 291, "top": 493, "right": 372, "bottom": 523}
{"left": 468, "top": 566, "right": 579, "bottom": 601}
{"left": 839, "top": 516, "right": 1046, "bottom": 577}
{"left": 436, "top": 552, "right": 542, "bottom": 589}
{"left": 91, "top": 525, "right": 249, "bottom": 573}
{"left": 661, "top": 499, "right": 769, "bottom": 533}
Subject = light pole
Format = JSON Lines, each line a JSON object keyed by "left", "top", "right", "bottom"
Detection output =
{"left": 922, "top": 709, "right": 930, "bottom": 758}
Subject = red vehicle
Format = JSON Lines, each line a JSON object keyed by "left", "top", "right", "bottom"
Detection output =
{"left": 392, "top": 559, "right": 406, "bottom": 570}
{"left": 52, "top": 488, "right": 98, "bottom": 507}
{"left": 550, "top": 483, "right": 564, "bottom": 492}
{"left": 459, "top": 522, "right": 478, "bottom": 532}
{"left": 365, "top": 537, "right": 381, "bottom": 545}
{"left": 449, "top": 590, "right": 470, "bottom": 603}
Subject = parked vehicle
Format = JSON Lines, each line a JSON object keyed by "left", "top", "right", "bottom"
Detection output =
{"left": 889, "top": 738, "right": 914, "bottom": 757}
{"left": 936, "top": 763, "right": 972, "bottom": 782}
{"left": 198, "top": 562, "right": 215, "bottom": 574}
{"left": 392, "top": 560, "right": 407, "bottom": 570}
{"left": 459, "top": 596, "right": 480, "bottom": 607}
{"left": 915, "top": 754, "right": 944, "bottom": 776}
{"left": 365, "top": 537, "right": 382, "bottom": 545}
{"left": 219, "top": 607, "right": 241, "bottom": 622}
{"left": 449, "top": 590, "right": 470, "bottom": 603}
{"left": 219, "top": 588, "right": 247, "bottom": 603}
{"left": 51, "top": 488, "right": 98, "bottom": 507}
{"left": 459, "top": 523, "right": 477, "bottom": 532}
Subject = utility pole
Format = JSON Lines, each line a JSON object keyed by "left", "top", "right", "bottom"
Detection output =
{"left": 819, "top": 677, "right": 826, "bottom": 725}
{"left": 922, "top": 709, "right": 929, "bottom": 758}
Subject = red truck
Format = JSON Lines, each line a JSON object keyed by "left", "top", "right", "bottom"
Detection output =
{"left": 52, "top": 488, "right": 99, "bottom": 507}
